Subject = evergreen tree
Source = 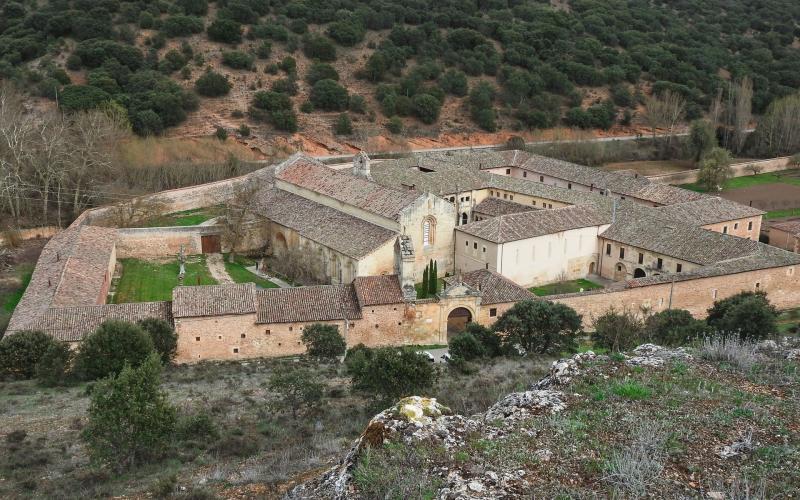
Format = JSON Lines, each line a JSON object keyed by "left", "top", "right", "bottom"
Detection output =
{"left": 429, "top": 260, "right": 437, "bottom": 295}
{"left": 421, "top": 265, "right": 429, "bottom": 298}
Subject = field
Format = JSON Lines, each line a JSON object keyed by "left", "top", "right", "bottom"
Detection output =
{"left": 530, "top": 278, "right": 604, "bottom": 296}
{"left": 0, "top": 240, "right": 46, "bottom": 334}
{"left": 111, "top": 257, "right": 218, "bottom": 303}
{"left": 145, "top": 207, "right": 222, "bottom": 228}
{"left": 0, "top": 355, "right": 554, "bottom": 498}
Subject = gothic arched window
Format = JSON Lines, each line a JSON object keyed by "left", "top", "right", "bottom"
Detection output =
{"left": 422, "top": 216, "right": 436, "bottom": 246}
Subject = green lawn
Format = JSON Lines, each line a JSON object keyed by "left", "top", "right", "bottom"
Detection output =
{"left": 681, "top": 169, "right": 800, "bottom": 192}
{"left": 766, "top": 207, "right": 800, "bottom": 220}
{"left": 112, "top": 257, "right": 217, "bottom": 303}
{"left": 223, "top": 254, "right": 279, "bottom": 289}
{"left": 145, "top": 207, "right": 221, "bottom": 228}
{"left": 530, "top": 278, "right": 604, "bottom": 296}
{"left": 2, "top": 264, "right": 33, "bottom": 313}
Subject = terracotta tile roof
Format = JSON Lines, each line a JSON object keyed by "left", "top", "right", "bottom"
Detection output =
{"left": 275, "top": 155, "right": 421, "bottom": 220}
{"left": 473, "top": 197, "right": 537, "bottom": 218}
{"left": 352, "top": 275, "right": 405, "bottom": 307}
{"left": 457, "top": 205, "right": 610, "bottom": 243}
{"left": 24, "top": 302, "right": 173, "bottom": 342}
{"left": 172, "top": 283, "right": 257, "bottom": 318}
{"left": 7, "top": 224, "right": 117, "bottom": 333}
{"left": 654, "top": 197, "right": 764, "bottom": 225}
{"left": 254, "top": 189, "right": 397, "bottom": 259}
{"left": 255, "top": 285, "right": 362, "bottom": 324}
{"left": 444, "top": 269, "right": 534, "bottom": 305}
{"left": 771, "top": 220, "right": 800, "bottom": 236}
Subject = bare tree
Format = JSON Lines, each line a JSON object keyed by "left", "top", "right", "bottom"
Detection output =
{"left": 0, "top": 83, "right": 36, "bottom": 224}
{"left": 731, "top": 77, "right": 753, "bottom": 154}
{"left": 220, "top": 181, "right": 263, "bottom": 262}
{"left": 104, "top": 196, "right": 169, "bottom": 228}
{"left": 753, "top": 93, "right": 800, "bottom": 156}
{"left": 643, "top": 90, "right": 685, "bottom": 157}
{"left": 31, "top": 112, "right": 70, "bottom": 226}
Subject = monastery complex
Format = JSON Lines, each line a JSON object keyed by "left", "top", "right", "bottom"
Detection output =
{"left": 6, "top": 149, "right": 800, "bottom": 363}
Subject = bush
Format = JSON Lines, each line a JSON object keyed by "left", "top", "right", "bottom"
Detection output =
{"left": 161, "top": 15, "right": 204, "bottom": 38}
{"left": 271, "top": 77, "right": 298, "bottom": 95}
{"left": 238, "top": 123, "right": 250, "bottom": 136}
{"left": 301, "top": 323, "right": 346, "bottom": 359}
{"left": 176, "top": 412, "right": 219, "bottom": 442}
{"left": 412, "top": 93, "right": 441, "bottom": 124}
{"left": 74, "top": 320, "right": 155, "bottom": 380}
{"left": 0, "top": 330, "right": 59, "bottom": 379}
{"left": 82, "top": 354, "right": 176, "bottom": 471}
{"left": 463, "top": 322, "right": 504, "bottom": 357}
{"left": 449, "top": 332, "right": 485, "bottom": 361}
{"left": 334, "top": 113, "right": 353, "bottom": 135}
{"left": 222, "top": 51, "right": 254, "bottom": 70}
{"left": 279, "top": 56, "right": 297, "bottom": 74}
{"left": 306, "top": 62, "right": 339, "bottom": 84}
{"left": 215, "top": 126, "right": 228, "bottom": 141}
{"left": 207, "top": 18, "right": 242, "bottom": 44}
{"left": 310, "top": 79, "right": 349, "bottom": 111}
{"left": 591, "top": 308, "right": 643, "bottom": 352}
{"left": 268, "top": 365, "right": 324, "bottom": 418}
{"left": 492, "top": 300, "right": 581, "bottom": 354}
{"left": 302, "top": 33, "right": 336, "bottom": 62}
{"left": 699, "top": 335, "right": 759, "bottom": 371}
{"left": 195, "top": 70, "right": 231, "bottom": 97}
{"left": 349, "top": 94, "right": 367, "bottom": 114}
{"left": 344, "top": 343, "right": 372, "bottom": 377}
{"left": 35, "top": 341, "right": 73, "bottom": 386}
{"left": 137, "top": 318, "right": 177, "bottom": 364}
{"left": 351, "top": 347, "right": 435, "bottom": 402}
{"left": 176, "top": 0, "right": 208, "bottom": 16}
{"left": 643, "top": 309, "right": 707, "bottom": 347}
{"left": 706, "top": 291, "right": 777, "bottom": 340}
{"left": 59, "top": 85, "right": 111, "bottom": 112}
{"left": 386, "top": 116, "right": 403, "bottom": 134}
{"left": 439, "top": 69, "right": 468, "bottom": 96}
{"left": 327, "top": 18, "right": 366, "bottom": 46}
{"left": 256, "top": 40, "right": 272, "bottom": 59}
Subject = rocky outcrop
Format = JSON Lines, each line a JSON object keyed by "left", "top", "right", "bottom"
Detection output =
{"left": 623, "top": 343, "right": 692, "bottom": 367}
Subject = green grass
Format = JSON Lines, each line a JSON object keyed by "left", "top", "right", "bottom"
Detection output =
{"left": 530, "top": 278, "right": 604, "bottom": 296}
{"left": 112, "top": 257, "right": 217, "bottom": 303}
{"left": 2, "top": 264, "right": 33, "bottom": 313}
{"left": 222, "top": 254, "right": 279, "bottom": 289}
{"left": 609, "top": 380, "right": 652, "bottom": 400}
{"left": 681, "top": 168, "right": 800, "bottom": 192}
{"left": 778, "top": 308, "right": 800, "bottom": 335}
{"left": 415, "top": 278, "right": 445, "bottom": 298}
{"left": 766, "top": 207, "right": 800, "bottom": 220}
{"left": 145, "top": 207, "right": 221, "bottom": 228}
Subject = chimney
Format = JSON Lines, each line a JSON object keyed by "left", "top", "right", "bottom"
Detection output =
{"left": 352, "top": 151, "right": 372, "bottom": 180}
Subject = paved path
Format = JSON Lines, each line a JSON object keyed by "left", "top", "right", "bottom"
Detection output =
{"left": 245, "top": 265, "right": 292, "bottom": 288}
{"left": 206, "top": 253, "right": 234, "bottom": 285}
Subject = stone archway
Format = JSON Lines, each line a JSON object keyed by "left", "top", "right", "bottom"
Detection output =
{"left": 633, "top": 267, "right": 646, "bottom": 278}
{"left": 613, "top": 262, "right": 627, "bottom": 281}
{"left": 447, "top": 307, "right": 472, "bottom": 339}
{"left": 461, "top": 212, "right": 468, "bottom": 225}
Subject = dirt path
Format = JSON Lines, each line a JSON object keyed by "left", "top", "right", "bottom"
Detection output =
{"left": 206, "top": 253, "right": 234, "bottom": 285}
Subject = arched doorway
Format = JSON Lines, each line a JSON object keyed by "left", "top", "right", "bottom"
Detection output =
{"left": 588, "top": 262, "right": 596, "bottom": 275}
{"left": 447, "top": 307, "right": 472, "bottom": 339}
{"left": 461, "top": 213, "right": 468, "bottom": 225}
{"left": 613, "top": 262, "right": 627, "bottom": 281}
{"left": 633, "top": 268, "right": 646, "bottom": 278}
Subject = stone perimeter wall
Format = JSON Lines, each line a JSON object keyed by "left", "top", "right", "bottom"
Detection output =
{"left": 647, "top": 157, "right": 793, "bottom": 185}
{"left": 115, "top": 226, "right": 222, "bottom": 259}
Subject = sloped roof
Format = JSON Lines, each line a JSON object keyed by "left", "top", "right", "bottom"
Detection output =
{"left": 254, "top": 189, "right": 397, "bottom": 259}
{"left": 26, "top": 302, "right": 173, "bottom": 342}
{"left": 473, "top": 197, "right": 537, "bottom": 218}
{"left": 771, "top": 220, "right": 800, "bottom": 236}
{"left": 275, "top": 155, "right": 421, "bottom": 220}
{"left": 654, "top": 197, "right": 765, "bottom": 225}
{"left": 172, "top": 283, "right": 257, "bottom": 318}
{"left": 256, "top": 285, "right": 362, "bottom": 324}
{"left": 458, "top": 205, "right": 610, "bottom": 243}
{"left": 444, "top": 269, "right": 534, "bottom": 304}
{"left": 352, "top": 275, "right": 405, "bottom": 307}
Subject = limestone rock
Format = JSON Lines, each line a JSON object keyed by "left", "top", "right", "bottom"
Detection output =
{"left": 624, "top": 343, "right": 692, "bottom": 367}
{"left": 533, "top": 351, "right": 597, "bottom": 389}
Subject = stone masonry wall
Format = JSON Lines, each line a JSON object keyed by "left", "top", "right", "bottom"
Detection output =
{"left": 115, "top": 226, "right": 219, "bottom": 258}
{"left": 647, "top": 157, "right": 793, "bottom": 185}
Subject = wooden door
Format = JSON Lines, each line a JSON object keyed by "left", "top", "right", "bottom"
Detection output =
{"left": 201, "top": 235, "right": 221, "bottom": 253}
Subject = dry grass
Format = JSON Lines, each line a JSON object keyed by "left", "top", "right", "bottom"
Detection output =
{"left": 699, "top": 335, "right": 760, "bottom": 371}
{"left": 117, "top": 136, "right": 263, "bottom": 168}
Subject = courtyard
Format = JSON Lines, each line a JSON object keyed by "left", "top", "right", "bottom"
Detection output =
{"left": 529, "top": 278, "right": 605, "bottom": 296}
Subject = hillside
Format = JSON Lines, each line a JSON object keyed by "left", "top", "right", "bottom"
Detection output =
{"left": 2, "top": 0, "right": 800, "bottom": 155}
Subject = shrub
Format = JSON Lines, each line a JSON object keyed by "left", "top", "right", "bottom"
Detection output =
{"left": 306, "top": 62, "right": 339, "bottom": 84}
{"left": 412, "top": 93, "right": 441, "bottom": 124}
{"left": 35, "top": 341, "right": 73, "bottom": 386}
{"left": 310, "top": 79, "right": 349, "bottom": 111}
{"left": 344, "top": 343, "right": 372, "bottom": 377}
{"left": 176, "top": 0, "right": 208, "bottom": 16}
{"left": 74, "top": 320, "right": 155, "bottom": 380}
{"left": 349, "top": 94, "right": 367, "bottom": 114}
{"left": 271, "top": 77, "right": 298, "bottom": 95}
{"left": 222, "top": 51, "right": 254, "bottom": 70}
{"left": 0, "top": 330, "right": 59, "bottom": 379}
{"left": 256, "top": 40, "right": 272, "bottom": 59}
{"left": 492, "top": 300, "right": 581, "bottom": 354}
{"left": 195, "top": 70, "right": 231, "bottom": 97}
{"left": 82, "top": 354, "right": 176, "bottom": 471}
{"left": 161, "top": 15, "right": 204, "bottom": 38}
{"left": 439, "top": 69, "right": 468, "bottom": 96}
{"left": 386, "top": 116, "right": 403, "bottom": 134}
{"left": 279, "top": 56, "right": 297, "bottom": 74}
{"left": 301, "top": 323, "right": 346, "bottom": 359}
{"left": 238, "top": 123, "right": 250, "bottom": 136}
{"left": 176, "top": 412, "right": 219, "bottom": 442}
{"left": 643, "top": 309, "right": 707, "bottom": 347}
{"left": 207, "top": 18, "right": 242, "bottom": 44}
{"left": 59, "top": 85, "right": 111, "bottom": 112}
{"left": 302, "top": 33, "right": 336, "bottom": 62}
{"left": 270, "top": 109, "right": 298, "bottom": 132}
{"left": 449, "top": 332, "right": 485, "bottom": 361}
{"left": 137, "top": 318, "right": 177, "bottom": 364}
{"left": 699, "top": 335, "right": 759, "bottom": 371}
{"left": 334, "top": 113, "right": 353, "bottom": 135}
{"left": 215, "top": 126, "right": 228, "bottom": 141}
{"left": 506, "top": 136, "right": 526, "bottom": 150}
{"left": 268, "top": 365, "right": 324, "bottom": 418}
{"left": 327, "top": 18, "right": 366, "bottom": 46}
{"left": 351, "top": 347, "right": 435, "bottom": 402}
{"left": 706, "top": 291, "right": 777, "bottom": 340}
{"left": 604, "top": 421, "right": 667, "bottom": 497}
{"left": 591, "top": 308, "right": 643, "bottom": 352}
{"left": 463, "top": 322, "right": 504, "bottom": 357}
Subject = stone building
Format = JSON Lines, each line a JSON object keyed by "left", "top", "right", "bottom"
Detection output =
{"left": 769, "top": 221, "right": 800, "bottom": 253}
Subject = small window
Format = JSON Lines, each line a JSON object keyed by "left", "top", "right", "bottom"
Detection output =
{"left": 638, "top": 253, "right": 644, "bottom": 264}
{"left": 489, "top": 190, "right": 493, "bottom": 196}
{"left": 466, "top": 196, "right": 470, "bottom": 201}
{"left": 712, "top": 289, "right": 718, "bottom": 299}
{"left": 218, "top": 335, "right": 222, "bottom": 340}
{"left": 788, "top": 267, "right": 795, "bottom": 276}
{"left": 506, "top": 168, "right": 511, "bottom": 175}
{"left": 233, "top": 348, "right": 239, "bottom": 354}
{"left": 723, "top": 226, "right": 728, "bottom": 234}
{"left": 489, "top": 308, "right": 497, "bottom": 317}
{"left": 568, "top": 183, "right": 572, "bottom": 189}
{"left": 465, "top": 240, "right": 469, "bottom": 247}
{"left": 523, "top": 171, "right": 527, "bottom": 178}
{"left": 619, "top": 247, "right": 625, "bottom": 259}
{"left": 482, "top": 246, "right": 486, "bottom": 253}
{"left": 657, "top": 258, "right": 663, "bottom": 269}
{"left": 606, "top": 243, "right": 611, "bottom": 255}
{"left": 748, "top": 221, "right": 753, "bottom": 230}
{"left": 539, "top": 175, "right": 544, "bottom": 182}
{"left": 195, "top": 336, "right": 200, "bottom": 342}
{"left": 755, "top": 282, "right": 760, "bottom": 289}
{"left": 485, "top": 263, "right": 489, "bottom": 269}
{"left": 734, "top": 223, "right": 739, "bottom": 230}
{"left": 289, "top": 326, "right": 293, "bottom": 332}
{"left": 676, "top": 263, "right": 682, "bottom": 272}
{"left": 265, "top": 329, "right": 271, "bottom": 335}
{"left": 450, "top": 196, "right": 455, "bottom": 202}
{"left": 509, "top": 195, "right": 514, "bottom": 200}
{"left": 474, "top": 242, "right": 478, "bottom": 249}
{"left": 503, "top": 193, "right": 508, "bottom": 199}
{"left": 241, "top": 333, "right": 246, "bottom": 339}
{"left": 375, "top": 324, "right": 379, "bottom": 328}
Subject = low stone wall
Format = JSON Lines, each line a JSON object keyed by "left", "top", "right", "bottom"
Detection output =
{"left": 0, "top": 226, "right": 60, "bottom": 246}
{"left": 115, "top": 225, "right": 221, "bottom": 259}
{"left": 647, "top": 157, "right": 794, "bottom": 185}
